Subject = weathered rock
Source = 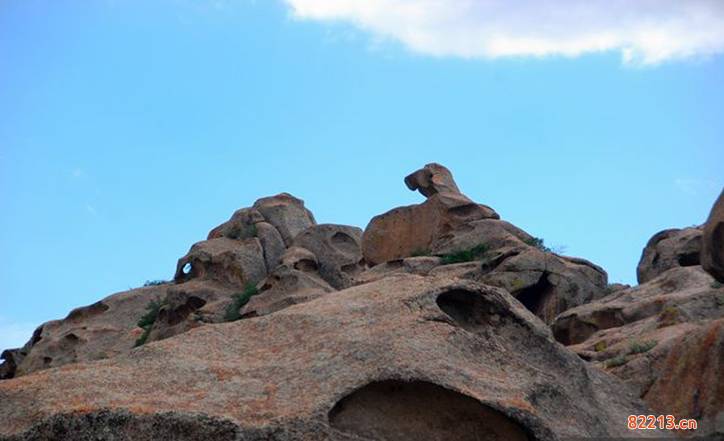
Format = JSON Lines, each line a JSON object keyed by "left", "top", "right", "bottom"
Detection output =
{"left": 362, "top": 192, "right": 499, "bottom": 266}
{"left": 255, "top": 221, "right": 286, "bottom": 272}
{"left": 252, "top": 193, "right": 316, "bottom": 246}
{"left": 207, "top": 207, "right": 264, "bottom": 240}
{"left": 375, "top": 217, "right": 608, "bottom": 324}
{"left": 552, "top": 266, "right": 724, "bottom": 438}
{"left": 636, "top": 227, "right": 703, "bottom": 284}
{"left": 240, "top": 266, "right": 334, "bottom": 318}
{"left": 702, "top": 189, "right": 724, "bottom": 283}
{"left": 404, "top": 162, "right": 461, "bottom": 197}
{"left": 354, "top": 256, "right": 442, "bottom": 284}
{"left": 1, "top": 284, "right": 169, "bottom": 379}
{"left": 174, "top": 238, "right": 267, "bottom": 288}
{"left": 0, "top": 276, "right": 664, "bottom": 440}
{"left": 147, "top": 280, "right": 237, "bottom": 343}
{"left": 293, "top": 224, "right": 365, "bottom": 289}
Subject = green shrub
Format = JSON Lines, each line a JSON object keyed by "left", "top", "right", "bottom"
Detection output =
{"left": 410, "top": 249, "right": 431, "bottom": 257}
{"left": 605, "top": 354, "right": 628, "bottom": 368}
{"left": 711, "top": 281, "right": 723, "bottom": 289}
{"left": 629, "top": 339, "right": 657, "bottom": 354}
{"left": 143, "top": 280, "right": 168, "bottom": 287}
{"left": 439, "top": 244, "right": 488, "bottom": 265}
{"left": 135, "top": 298, "right": 166, "bottom": 347}
{"left": 224, "top": 283, "right": 260, "bottom": 322}
{"left": 594, "top": 341, "right": 607, "bottom": 352}
{"left": 524, "top": 237, "right": 551, "bottom": 252}
{"left": 657, "top": 306, "right": 679, "bottom": 328}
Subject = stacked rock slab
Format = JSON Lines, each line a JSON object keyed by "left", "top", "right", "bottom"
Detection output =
{"left": 553, "top": 225, "right": 724, "bottom": 438}
{"left": 361, "top": 163, "right": 609, "bottom": 323}
{"left": 0, "top": 277, "right": 665, "bottom": 440}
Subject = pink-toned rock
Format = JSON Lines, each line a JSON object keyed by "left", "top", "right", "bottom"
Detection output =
{"left": 174, "top": 238, "right": 267, "bottom": 288}
{"left": 0, "top": 276, "right": 663, "bottom": 440}
{"left": 292, "top": 224, "right": 365, "bottom": 289}
{"left": 252, "top": 193, "right": 316, "bottom": 246}
{"left": 404, "top": 162, "right": 461, "bottom": 197}
{"left": 362, "top": 192, "right": 499, "bottom": 266}
{"left": 637, "top": 227, "right": 702, "bottom": 284}
{"left": 552, "top": 266, "right": 724, "bottom": 438}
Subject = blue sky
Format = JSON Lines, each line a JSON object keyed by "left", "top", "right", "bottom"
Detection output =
{"left": 1, "top": 0, "right": 723, "bottom": 349}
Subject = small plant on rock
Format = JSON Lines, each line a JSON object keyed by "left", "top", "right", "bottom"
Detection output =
{"left": 629, "top": 339, "right": 657, "bottom": 354}
{"left": 524, "top": 237, "right": 551, "bottom": 252}
{"left": 605, "top": 354, "right": 628, "bottom": 368}
{"left": 594, "top": 341, "right": 607, "bottom": 352}
{"left": 657, "top": 306, "right": 679, "bottom": 328}
{"left": 410, "top": 249, "right": 431, "bottom": 257}
{"left": 439, "top": 244, "right": 488, "bottom": 265}
{"left": 135, "top": 297, "right": 166, "bottom": 347}
{"left": 143, "top": 280, "right": 169, "bottom": 287}
{"left": 224, "top": 283, "right": 260, "bottom": 322}
{"left": 711, "top": 281, "right": 723, "bottom": 289}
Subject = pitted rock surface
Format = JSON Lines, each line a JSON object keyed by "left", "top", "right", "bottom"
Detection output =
{"left": 0, "top": 276, "right": 664, "bottom": 440}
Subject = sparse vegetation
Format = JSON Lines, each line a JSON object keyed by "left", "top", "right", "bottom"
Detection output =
{"left": 657, "top": 305, "right": 679, "bottom": 328}
{"left": 143, "top": 280, "right": 169, "bottom": 287}
{"left": 594, "top": 341, "right": 607, "bottom": 352}
{"left": 605, "top": 354, "right": 628, "bottom": 368}
{"left": 711, "top": 281, "right": 723, "bottom": 289}
{"left": 629, "top": 339, "right": 657, "bottom": 354}
{"left": 438, "top": 244, "right": 488, "bottom": 265}
{"left": 410, "top": 249, "right": 431, "bottom": 257}
{"left": 525, "top": 237, "right": 551, "bottom": 252}
{"left": 224, "top": 283, "right": 260, "bottom": 322}
{"left": 135, "top": 298, "right": 166, "bottom": 347}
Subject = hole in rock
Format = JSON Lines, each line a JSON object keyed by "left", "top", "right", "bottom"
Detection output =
{"left": 677, "top": 251, "right": 699, "bottom": 267}
{"left": 294, "top": 259, "right": 318, "bottom": 272}
{"left": 165, "top": 296, "right": 207, "bottom": 326}
{"left": 182, "top": 263, "right": 192, "bottom": 275}
{"left": 436, "top": 289, "right": 500, "bottom": 331}
{"left": 514, "top": 274, "right": 557, "bottom": 322}
{"left": 331, "top": 232, "right": 359, "bottom": 254}
{"left": 329, "top": 380, "right": 531, "bottom": 441}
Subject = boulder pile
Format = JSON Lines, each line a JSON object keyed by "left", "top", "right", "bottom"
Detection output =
{"left": 1, "top": 164, "right": 721, "bottom": 440}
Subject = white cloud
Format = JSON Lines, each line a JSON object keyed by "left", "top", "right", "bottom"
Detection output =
{"left": 0, "top": 317, "right": 35, "bottom": 351}
{"left": 283, "top": 0, "right": 724, "bottom": 64}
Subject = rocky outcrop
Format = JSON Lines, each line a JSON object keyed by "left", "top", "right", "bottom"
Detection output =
{"left": 636, "top": 226, "right": 703, "bottom": 284}
{"left": 5, "top": 164, "right": 721, "bottom": 440}
{"left": 292, "top": 224, "right": 365, "bottom": 289}
{"left": 361, "top": 168, "right": 608, "bottom": 324}
{"left": 0, "top": 277, "right": 664, "bottom": 440}
{"left": 552, "top": 265, "right": 724, "bottom": 438}
{"left": 0, "top": 284, "right": 169, "bottom": 380}
{"left": 174, "top": 238, "right": 267, "bottom": 286}
{"left": 702, "top": 189, "right": 724, "bottom": 282}
{"left": 2, "top": 193, "right": 338, "bottom": 380}
{"left": 403, "top": 162, "right": 461, "bottom": 197}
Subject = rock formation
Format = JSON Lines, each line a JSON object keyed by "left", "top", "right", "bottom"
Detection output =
{"left": 1, "top": 277, "right": 664, "bottom": 440}
{"left": 636, "top": 226, "right": 702, "bottom": 284}
{"left": 362, "top": 164, "right": 609, "bottom": 323}
{"left": 553, "top": 229, "right": 724, "bottom": 438}
{"left": 702, "top": 189, "right": 724, "bottom": 283}
{"left": 1, "top": 165, "right": 721, "bottom": 440}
